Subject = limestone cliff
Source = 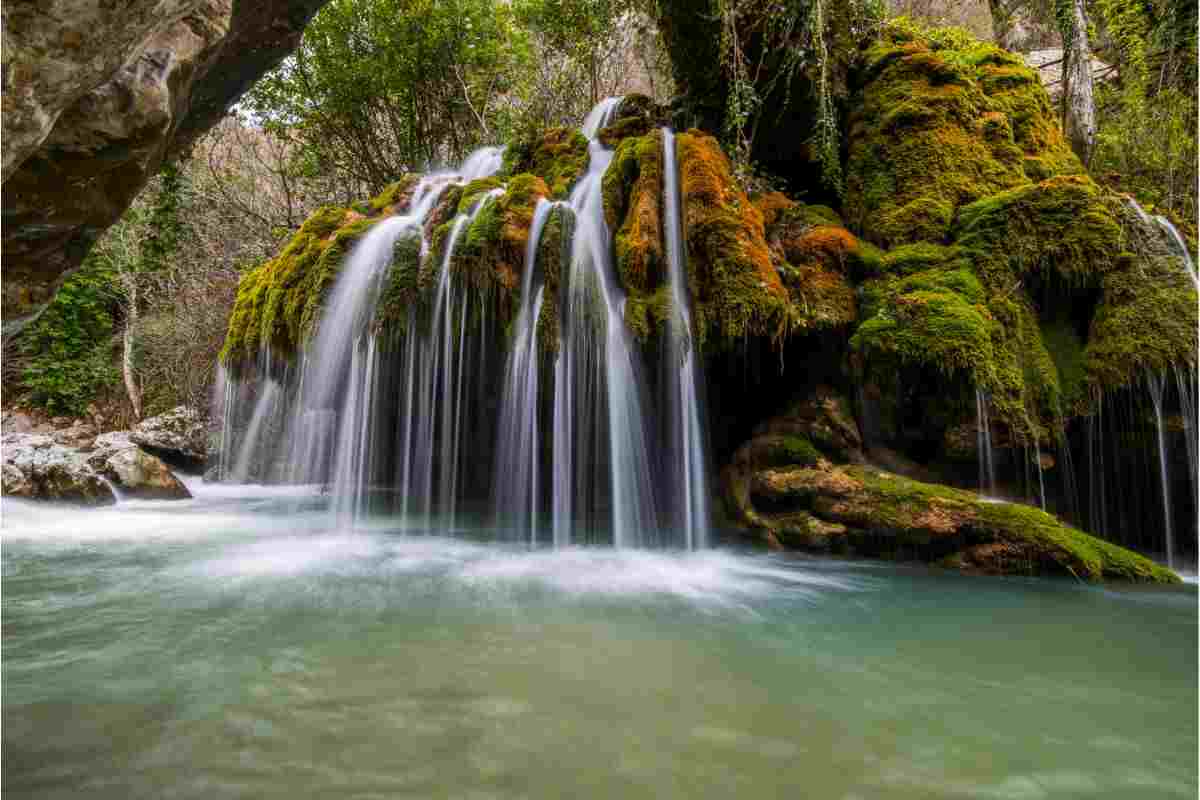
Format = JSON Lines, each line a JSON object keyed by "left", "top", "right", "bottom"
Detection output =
{"left": 1, "top": 0, "right": 327, "bottom": 336}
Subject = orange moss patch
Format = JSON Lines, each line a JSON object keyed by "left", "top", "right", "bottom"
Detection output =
{"left": 785, "top": 226, "right": 862, "bottom": 274}
{"left": 604, "top": 131, "right": 664, "bottom": 293}
{"left": 752, "top": 191, "right": 797, "bottom": 228}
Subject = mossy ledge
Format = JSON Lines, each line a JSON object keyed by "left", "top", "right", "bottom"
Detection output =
{"left": 220, "top": 175, "right": 420, "bottom": 365}
{"left": 721, "top": 388, "right": 1178, "bottom": 583}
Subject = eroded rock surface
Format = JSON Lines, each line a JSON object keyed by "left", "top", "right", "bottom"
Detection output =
{"left": 2, "top": 0, "right": 327, "bottom": 335}
{"left": 1, "top": 432, "right": 115, "bottom": 504}
{"left": 130, "top": 406, "right": 208, "bottom": 470}
{"left": 87, "top": 432, "right": 191, "bottom": 499}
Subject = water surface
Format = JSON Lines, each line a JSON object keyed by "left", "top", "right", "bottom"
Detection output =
{"left": 3, "top": 482, "right": 1196, "bottom": 798}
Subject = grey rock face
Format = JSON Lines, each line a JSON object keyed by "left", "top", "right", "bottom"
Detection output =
{"left": 1, "top": 432, "right": 116, "bottom": 505}
{"left": 1, "top": 0, "right": 328, "bottom": 336}
{"left": 130, "top": 406, "right": 208, "bottom": 469}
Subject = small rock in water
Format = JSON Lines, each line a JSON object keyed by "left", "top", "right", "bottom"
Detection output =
{"left": 87, "top": 431, "right": 191, "bottom": 500}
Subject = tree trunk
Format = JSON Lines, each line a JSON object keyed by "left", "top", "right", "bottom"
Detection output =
{"left": 1060, "top": 0, "right": 1096, "bottom": 164}
{"left": 988, "top": 0, "right": 1019, "bottom": 51}
{"left": 122, "top": 276, "right": 143, "bottom": 421}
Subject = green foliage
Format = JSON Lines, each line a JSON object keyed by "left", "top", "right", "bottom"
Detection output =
{"left": 245, "top": 0, "right": 528, "bottom": 192}
{"left": 17, "top": 258, "right": 120, "bottom": 415}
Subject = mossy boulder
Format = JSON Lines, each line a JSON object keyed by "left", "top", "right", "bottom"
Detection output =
{"left": 219, "top": 200, "right": 397, "bottom": 366}
{"left": 501, "top": 127, "right": 589, "bottom": 200}
{"left": 597, "top": 93, "right": 670, "bottom": 148}
{"left": 746, "top": 463, "right": 1177, "bottom": 582}
{"left": 845, "top": 21, "right": 1082, "bottom": 248}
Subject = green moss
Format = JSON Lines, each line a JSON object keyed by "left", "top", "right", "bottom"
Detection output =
{"left": 603, "top": 132, "right": 664, "bottom": 294}
{"left": 369, "top": 175, "right": 421, "bottom": 212}
{"left": 852, "top": 266, "right": 995, "bottom": 375}
{"left": 675, "top": 131, "right": 795, "bottom": 347}
{"left": 1040, "top": 318, "right": 1087, "bottom": 405}
{"left": 846, "top": 21, "right": 1081, "bottom": 249}
{"left": 955, "top": 175, "right": 1123, "bottom": 286}
{"left": 971, "top": 497, "right": 1179, "bottom": 583}
{"left": 844, "top": 466, "right": 1178, "bottom": 581}
{"left": 1084, "top": 268, "right": 1199, "bottom": 392}
{"left": 763, "top": 435, "right": 823, "bottom": 468}
{"left": 501, "top": 127, "right": 589, "bottom": 199}
{"left": 375, "top": 231, "right": 425, "bottom": 329}
{"left": 220, "top": 208, "right": 387, "bottom": 364}
{"left": 458, "top": 178, "right": 502, "bottom": 214}
{"left": 877, "top": 242, "right": 968, "bottom": 277}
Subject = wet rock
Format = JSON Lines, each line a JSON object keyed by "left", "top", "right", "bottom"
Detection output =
{"left": 130, "top": 406, "right": 208, "bottom": 471}
{"left": 1, "top": 433, "right": 115, "bottom": 505}
{"left": 86, "top": 431, "right": 191, "bottom": 499}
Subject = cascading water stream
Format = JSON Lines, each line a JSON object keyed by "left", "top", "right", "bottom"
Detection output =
{"left": 975, "top": 387, "right": 997, "bottom": 495}
{"left": 660, "top": 127, "right": 712, "bottom": 550}
{"left": 551, "top": 101, "right": 661, "bottom": 547}
{"left": 494, "top": 198, "right": 563, "bottom": 540}
{"left": 1146, "top": 370, "right": 1174, "bottom": 568}
{"left": 1155, "top": 214, "right": 1199, "bottom": 289}
{"left": 214, "top": 102, "right": 716, "bottom": 550}
{"left": 282, "top": 148, "right": 504, "bottom": 523}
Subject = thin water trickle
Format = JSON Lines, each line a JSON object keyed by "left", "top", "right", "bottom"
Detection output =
{"left": 975, "top": 387, "right": 996, "bottom": 494}
{"left": 1147, "top": 370, "right": 1174, "bottom": 568}
{"left": 1155, "top": 214, "right": 1199, "bottom": 288}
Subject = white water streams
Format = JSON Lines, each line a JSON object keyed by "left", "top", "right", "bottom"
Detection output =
{"left": 1155, "top": 214, "right": 1199, "bottom": 288}
{"left": 661, "top": 128, "right": 711, "bottom": 550}
{"left": 494, "top": 198, "right": 560, "bottom": 539}
{"left": 975, "top": 388, "right": 997, "bottom": 494}
{"left": 551, "top": 115, "right": 661, "bottom": 547}
{"left": 217, "top": 102, "right": 718, "bottom": 549}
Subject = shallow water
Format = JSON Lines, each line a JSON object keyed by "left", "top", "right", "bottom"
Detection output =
{"left": 3, "top": 482, "right": 1196, "bottom": 799}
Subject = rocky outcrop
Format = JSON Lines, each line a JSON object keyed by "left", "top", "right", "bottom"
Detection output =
{"left": 720, "top": 390, "right": 1178, "bottom": 583}
{"left": 87, "top": 432, "right": 191, "bottom": 499}
{"left": 1, "top": 432, "right": 115, "bottom": 505}
{"left": 130, "top": 406, "right": 208, "bottom": 470}
{"left": 1, "top": 0, "right": 328, "bottom": 336}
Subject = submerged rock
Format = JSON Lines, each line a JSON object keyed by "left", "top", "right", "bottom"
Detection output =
{"left": 130, "top": 406, "right": 208, "bottom": 471}
{"left": 1, "top": 433, "right": 115, "bottom": 505}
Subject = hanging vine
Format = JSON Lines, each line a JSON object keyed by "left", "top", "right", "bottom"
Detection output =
{"left": 714, "top": 0, "right": 882, "bottom": 192}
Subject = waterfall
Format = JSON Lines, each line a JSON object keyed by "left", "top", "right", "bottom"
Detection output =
{"left": 216, "top": 101, "right": 716, "bottom": 549}
{"left": 494, "top": 199, "right": 561, "bottom": 540}
{"left": 231, "top": 378, "right": 280, "bottom": 482}
{"left": 1154, "top": 214, "right": 1199, "bottom": 289}
{"left": 551, "top": 116, "right": 661, "bottom": 547}
{"left": 1173, "top": 363, "right": 1198, "bottom": 498}
{"left": 975, "top": 387, "right": 996, "bottom": 495}
{"left": 1146, "top": 370, "right": 1174, "bottom": 568}
{"left": 661, "top": 127, "right": 711, "bottom": 550}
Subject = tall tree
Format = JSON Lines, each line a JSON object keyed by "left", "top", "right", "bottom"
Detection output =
{"left": 1058, "top": 0, "right": 1097, "bottom": 163}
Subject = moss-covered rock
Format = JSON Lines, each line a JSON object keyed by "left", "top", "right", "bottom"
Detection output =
{"left": 603, "top": 131, "right": 664, "bottom": 294}
{"left": 597, "top": 93, "right": 670, "bottom": 148}
{"left": 501, "top": 127, "right": 589, "bottom": 200}
{"left": 734, "top": 455, "right": 1178, "bottom": 582}
{"left": 220, "top": 207, "right": 384, "bottom": 365}
{"left": 845, "top": 20, "right": 1082, "bottom": 249}
{"left": 674, "top": 131, "right": 794, "bottom": 346}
